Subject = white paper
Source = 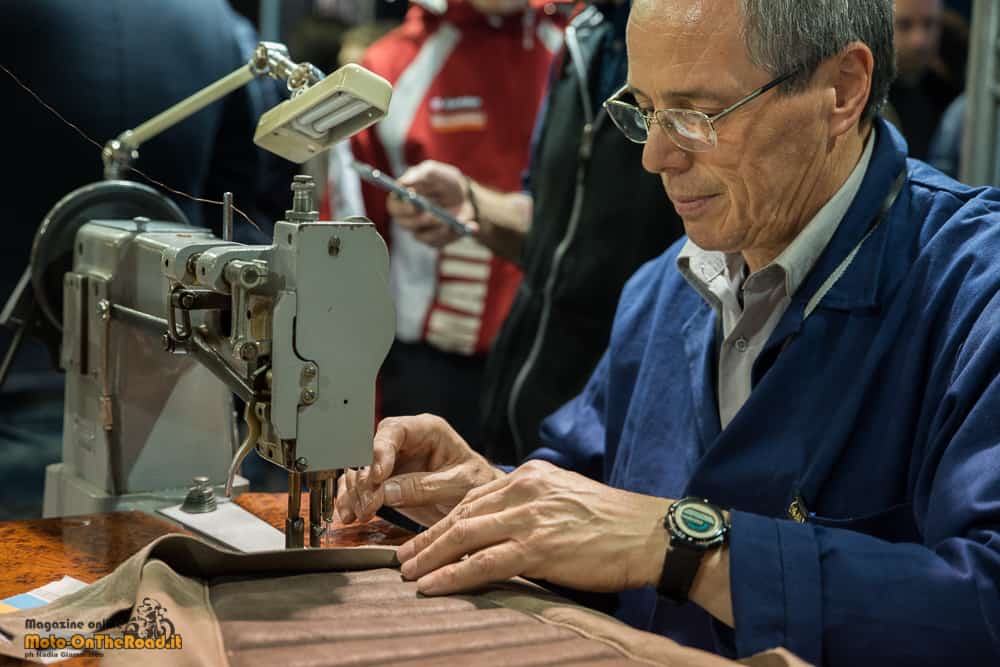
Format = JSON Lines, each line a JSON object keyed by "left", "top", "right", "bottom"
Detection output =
{"left": 30, "top": 577, "right": 88, "bottom": 604}
{"left": 1, "top": 576, "right": 89, "bottom": 663}
{"left": 158, "top": 500, "right": 284, "bottom": 552}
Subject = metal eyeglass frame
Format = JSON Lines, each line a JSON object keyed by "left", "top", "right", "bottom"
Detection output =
{"left": 603, "top": 70, "right": 799, "bottom": 151}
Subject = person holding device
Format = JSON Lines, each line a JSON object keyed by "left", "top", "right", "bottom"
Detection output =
{"left": 382, "top": 0, "right": 685, "bottom": 465}
{"left": 349, "top": 0, "right": 566, "bottom": 444}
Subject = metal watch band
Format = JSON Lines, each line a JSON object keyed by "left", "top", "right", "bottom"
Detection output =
{"left": 657, "top": 542, "right": 704, "bottom": 603}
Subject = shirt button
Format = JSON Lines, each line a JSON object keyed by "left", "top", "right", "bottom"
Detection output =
{"left": 734, "top": 338, "right": 748, "bottom": 352}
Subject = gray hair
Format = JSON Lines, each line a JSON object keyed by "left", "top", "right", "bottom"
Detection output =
{"left": 741, "top": 0, "right": 896, "bottom": 121}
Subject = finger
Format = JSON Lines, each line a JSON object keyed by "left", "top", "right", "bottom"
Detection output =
{"left": 386, "top": 195, "right": 422, "bottom": 219}
{"left": 369, "top": 418, "right": 407, "bottom": 487}
{"left": 397, "top": 479, "right": 511, "bottom": 562}
{"left": 398, "top": 160, "right": 442, "bottom": 189}
{"left": 408, "top": 217, "right": 446, "bottom": 234}
{"left": 400, "top": 510, "right": 513, "bottom": 581}
{"left": 352, "top": 466, "right": 381, "bottom": 521}
{"left": 354, "top": 468, "right": 378, "bottom": 520}
{"left": 397, "top": 162, "right": 428, "bottom": 188}
{"left": 393, "top": 210, "right": 443, "bottom": 235}
{"left": 336, "top": 472, "right": 355, "bottom": 524}
{"left": 416, "top": 542, "right": 525, "bottom": 596}
{"left": 343, "top": 467, "right": 366, "bottom": 523}
{"left": 335, "top": 474, "right": 347, "bottom": 519}
{"left": 382, "top": 467, "right": 479, "bottom": 511}
{"left": 414, "top": 225, "right": 458, "bottom": 248}
{"left": 456, "top": 471, "right": 510, "bottom": 506}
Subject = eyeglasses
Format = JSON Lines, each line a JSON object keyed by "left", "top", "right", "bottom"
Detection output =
{"left": 603, "top": 71, "right": 798, "bottom": 152}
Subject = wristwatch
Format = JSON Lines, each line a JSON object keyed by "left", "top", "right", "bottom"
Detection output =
{"left": 657, "top": 497, "right": 730, "bottom": 603}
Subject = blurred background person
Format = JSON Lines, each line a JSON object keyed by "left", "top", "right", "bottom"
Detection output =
{"left": 384, "top": 0, "right": 686, "bottom": 466}
{"left": 350, "top": 0, "right": 567, "bottom": 444}
{"left": 0, "top": 0, "right": 291, "bottom": 519}
{"left": 887, "top": 0, "right": 963, "bottom": 159}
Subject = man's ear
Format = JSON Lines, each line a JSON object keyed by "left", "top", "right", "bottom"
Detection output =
{"left": 827, "top": 41, "right": 875, "bottom": 138}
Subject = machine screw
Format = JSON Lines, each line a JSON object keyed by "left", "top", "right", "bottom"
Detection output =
{"left": 301, "top": 388, "right": 316, "bottom": 404}
{"left": 238, "top": 342, "right": 259, "bottom": 361}
{"left": 296, "top": 457, "right": 309, "bottom": 471}
{"left": 179, "top": 292, "right": 196, "bottom": 309}
{"left": 239, "top": 265, "right": 264, "bottom": 289}
{"left": 181, "top": 475, "right": 217, "bottom": 513}
{"left": 186, "top": 254, "right": 201, "bottom": 278}
{"left": 286, "top": 175, "right": 319, "bottom": 222}
{"left": 302, "top": 364, "right": 317, "bottom": 379}
{"left": 96, "top": 299, "right": 110, "bottom": 321}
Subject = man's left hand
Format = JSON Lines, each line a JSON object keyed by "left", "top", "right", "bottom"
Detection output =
{"left": 396, "top": 459, "right": 671, "bottom": 595}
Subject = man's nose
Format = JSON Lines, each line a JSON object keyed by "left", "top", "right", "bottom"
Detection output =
{"left": 641, "top": 123, "right": 691, "bottom": 175}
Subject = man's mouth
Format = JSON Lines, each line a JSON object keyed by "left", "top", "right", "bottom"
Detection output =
{"left": 669, "top": 193, "right": 720, "bottom": 217}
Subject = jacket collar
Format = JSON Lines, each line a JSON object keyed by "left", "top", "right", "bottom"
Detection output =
{"left": 792, "top": 117, "right": 909, "bottom": 313}
{"left": 753, "top": 118, "right": 908, "bottom": 355}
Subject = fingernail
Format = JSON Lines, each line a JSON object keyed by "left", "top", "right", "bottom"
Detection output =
{"left": 417, "top": 576, "right": 441, "bottom": 596}
{"left": 397, "top": 540, "right": 414, "bottom": 562}
{"left": 384, "top": 481, "right": 401, "bottom": 506}
{"left": 400, "top": 560, "right": 415, "bottom": 579}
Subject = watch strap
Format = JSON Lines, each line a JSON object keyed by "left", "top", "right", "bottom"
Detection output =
{"left": 657, "top": 543, "right": 703, "bottom": 603}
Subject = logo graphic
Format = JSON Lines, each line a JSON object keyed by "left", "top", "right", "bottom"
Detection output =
{"left": 22, "top": 597, "right": 182, "bottom": 658}
{"left": 681, "top": 507, "right": 716, "bottom": 534}
{"left": 428, "top": 95, "right": 487, "bottom": 132}
{"left": 124, "top": 598, "right": 176, "bottom": 641}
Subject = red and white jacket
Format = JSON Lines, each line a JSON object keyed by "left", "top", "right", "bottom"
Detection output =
{"left": 349, "top": 0, "right": 564, "bottom": 356}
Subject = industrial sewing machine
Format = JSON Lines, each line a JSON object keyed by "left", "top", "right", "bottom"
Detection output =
{"left": 0, "top": 42, "right": 394, "bottom": 548}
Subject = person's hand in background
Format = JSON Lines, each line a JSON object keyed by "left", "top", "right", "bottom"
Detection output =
{"left": 386, "top": 160, "right": 478, "bottom": 247}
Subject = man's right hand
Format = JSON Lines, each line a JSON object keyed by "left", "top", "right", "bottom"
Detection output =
{"left": 386, "top": 160, "right": 478, "bottom": 248}
{"left": 336, "top": 414, "right": 505, "bottom": 528}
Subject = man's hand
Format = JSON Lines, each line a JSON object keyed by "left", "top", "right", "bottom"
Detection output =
{"left": 336, "top": 414, "right": 503, "bottom": 528}
{"left": 387, "top": 160, "right": 477, "bottom": 247}
{"left": 395, "top": 459, "right": 672, "bottom": 595}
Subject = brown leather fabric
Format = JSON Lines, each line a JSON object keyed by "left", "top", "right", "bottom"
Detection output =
{"left": 0, "top": 534, "right": 811, "bottom": 667}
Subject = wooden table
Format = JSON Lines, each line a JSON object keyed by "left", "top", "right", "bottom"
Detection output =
{"left": 0, "top": 494, "right": 413, "bottom": 665}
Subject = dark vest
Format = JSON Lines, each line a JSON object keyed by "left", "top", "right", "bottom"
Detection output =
{"left": 480, "top": 7, "right": 684, "bottom": 463}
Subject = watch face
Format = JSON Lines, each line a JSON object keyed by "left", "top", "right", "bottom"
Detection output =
{"left": 670, "top": 498, "right": 726, "bottom": 544}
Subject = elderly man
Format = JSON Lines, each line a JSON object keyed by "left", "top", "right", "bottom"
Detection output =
{"left": 338, "top": 0, "right": 1000, "bottom": 664}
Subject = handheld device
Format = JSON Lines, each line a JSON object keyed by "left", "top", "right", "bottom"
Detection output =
{"left": 350, "top": 160, "right": 472, "bottom": 237}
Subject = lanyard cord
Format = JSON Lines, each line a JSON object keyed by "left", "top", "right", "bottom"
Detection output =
{"left": 803, "top": 169, "right": 907, "bottom": 321}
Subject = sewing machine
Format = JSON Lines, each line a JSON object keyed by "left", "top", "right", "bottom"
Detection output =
{"left": 0, "top": 43, "right": 394, "bottom": 548}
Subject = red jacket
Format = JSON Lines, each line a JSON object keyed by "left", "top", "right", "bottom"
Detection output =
{"left": 351, "top": 0, "right": 564, "bottom": 356}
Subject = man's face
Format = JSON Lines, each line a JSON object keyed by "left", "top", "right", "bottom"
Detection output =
{"left": 468, "top": 0, "right": 529, "bottom": 14}
{"left": 893, "top": 0, "right": 942, "bottom": 83}
{"left": 627, "top": 0, "right": 841, "bottom": 265}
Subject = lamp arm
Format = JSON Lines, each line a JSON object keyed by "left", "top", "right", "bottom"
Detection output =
{"left": 102, "top": 41, "right": 324, "bottom": 179}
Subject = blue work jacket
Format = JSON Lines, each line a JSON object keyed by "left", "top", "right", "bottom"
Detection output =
{"left": 532, "top": 119, "right": 1000, "bottom": 665}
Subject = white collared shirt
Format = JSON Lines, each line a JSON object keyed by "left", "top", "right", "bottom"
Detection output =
{"left": 677, "top": 129, "right": 876, "bottom": 429}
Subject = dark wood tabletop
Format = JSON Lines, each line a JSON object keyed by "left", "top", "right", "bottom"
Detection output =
{"left": 0, "top": 511, "right": 187, "bottom": 602}
{"left": 0, "top": 493, "right": 413, "bottom": 665}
